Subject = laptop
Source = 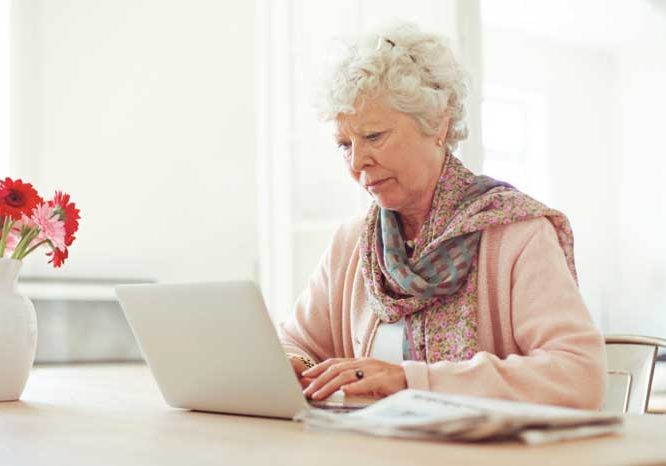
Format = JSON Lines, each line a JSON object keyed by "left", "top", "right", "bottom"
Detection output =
{"left": 115, "top": 280, "right": 373, "bottom": 419}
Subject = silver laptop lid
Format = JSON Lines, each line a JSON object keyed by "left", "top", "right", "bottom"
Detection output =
{"left": 116, "top": 281, "right": 308, "bottom": 419}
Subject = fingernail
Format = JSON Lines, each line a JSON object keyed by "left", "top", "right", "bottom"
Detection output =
{"left": 312, "top": 391, "right": 321, "bottom": 400}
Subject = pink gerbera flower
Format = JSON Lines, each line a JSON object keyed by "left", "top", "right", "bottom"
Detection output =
{"left": 16, "top": 213, "right": 38, "bottom": 231}
{"left": 31, "top": 203, "right": 66, "bottom": 251}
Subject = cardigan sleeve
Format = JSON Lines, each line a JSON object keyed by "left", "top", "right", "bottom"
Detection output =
{"left": 402, "top": 219, "right": 608, "bottom": 410}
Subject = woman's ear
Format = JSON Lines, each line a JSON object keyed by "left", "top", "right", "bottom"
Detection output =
{"left": 436, "top": 116, "right": 451, "bottom": 147}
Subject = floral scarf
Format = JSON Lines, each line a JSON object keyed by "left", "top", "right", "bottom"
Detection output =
{"left": 360, "top": 155, "right": 577, "bottom": 363}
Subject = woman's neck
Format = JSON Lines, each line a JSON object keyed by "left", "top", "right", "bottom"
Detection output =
{"left": 399, "top": 209, "right": 430, "bottom": 241}
{"left": 398, "top": 153, "right": 449, "bottom": 240}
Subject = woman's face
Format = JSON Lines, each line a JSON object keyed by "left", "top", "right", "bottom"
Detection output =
{"left": 335, "top": 96, "right": 447, "bottom": 214}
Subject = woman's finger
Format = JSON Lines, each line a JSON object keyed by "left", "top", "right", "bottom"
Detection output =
{"left": 341, "top": 377, "right": 383, "bottom": 398}
{"left": 310, "top": 369, "right": 360, "bottom": 400}
{"left": 302, "top": 357, "right": 349, "bottom": 378}
{"left": 303, "top": 359, "right": 365, "bottom": 397}
{"left": 298, "top": 377, "right": 315, "bottom": 389}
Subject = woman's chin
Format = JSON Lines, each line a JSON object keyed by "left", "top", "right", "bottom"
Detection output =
{"left": 372, "top": 194, "right": 404, "bottom": 211}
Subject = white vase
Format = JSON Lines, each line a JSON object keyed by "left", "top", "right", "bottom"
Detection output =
{"left": 0, "top": 258, "right": 37, "bottom": 401}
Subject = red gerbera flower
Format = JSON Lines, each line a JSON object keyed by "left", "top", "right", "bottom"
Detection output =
{"left": 0, "top": 178, "right": 44, "bottom": 220}
{"left": 47, "top": 247, "right": 69, "bottom": 268}
{"left": 49, "top": 191, "right": 80, "bottom": 246}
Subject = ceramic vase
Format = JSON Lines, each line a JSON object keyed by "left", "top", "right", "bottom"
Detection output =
{"left": 0, "top": 258, "right": 37, "bottom": 401}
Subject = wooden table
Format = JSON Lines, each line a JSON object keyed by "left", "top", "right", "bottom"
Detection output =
{"left": 1, "top": 364, "right": 666, "bottom": 466}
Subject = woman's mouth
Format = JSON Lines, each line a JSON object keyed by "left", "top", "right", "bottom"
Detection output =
{"left": 366, "top": 178, "right": 391, "bottom": 192}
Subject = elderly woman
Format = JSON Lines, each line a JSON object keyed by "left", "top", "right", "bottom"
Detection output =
{"left": 279, "top": 23, "right": 607, "bottom": 409}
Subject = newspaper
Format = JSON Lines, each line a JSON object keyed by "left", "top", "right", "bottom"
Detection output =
{"left": 295, "top": 389, "right": 623, "bottom": 445}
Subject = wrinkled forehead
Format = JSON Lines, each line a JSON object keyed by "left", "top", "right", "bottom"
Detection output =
{"left": 334, "top": 96, "right": 396, "bottom": 136}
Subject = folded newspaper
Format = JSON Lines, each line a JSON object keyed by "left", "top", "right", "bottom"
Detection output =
{"left": 296, "top": 389, "right": 623, "bottom": 445}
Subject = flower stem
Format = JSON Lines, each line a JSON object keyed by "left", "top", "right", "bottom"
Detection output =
{"left": 18, "top": 239, "right": 48, "bottom": 259}
{"left": 0, "top": 218, "right": 14, "bottom": 258}
{"left": 11, "top": 228, "right": 39, "bottom": 260}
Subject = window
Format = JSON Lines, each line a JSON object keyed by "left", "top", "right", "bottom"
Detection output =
{"left": 481, "top": 86, "right": 549, "bottom": 204}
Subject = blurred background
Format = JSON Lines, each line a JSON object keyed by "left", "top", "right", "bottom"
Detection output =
{"left": 0, "top": 0, "right": 664, "bottom": 363}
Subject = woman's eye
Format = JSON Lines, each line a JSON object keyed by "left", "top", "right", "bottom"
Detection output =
{"left": 337, "top": 142, "right": 352, "bottom": 159}
{"left": 366, "top": 132, "right": 383, "bottom": 141}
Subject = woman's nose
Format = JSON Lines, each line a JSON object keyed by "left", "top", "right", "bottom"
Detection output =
{"left": 350, "top": 142, "right": 370, "bottom": 171}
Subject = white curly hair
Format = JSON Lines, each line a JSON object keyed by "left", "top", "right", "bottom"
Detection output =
{"left": 319, "top": 22, "right": 469, "bottom": 152}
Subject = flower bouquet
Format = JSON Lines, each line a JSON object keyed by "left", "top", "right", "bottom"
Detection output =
{"left": 0, "top": 177, "right": 80, "bottom": 265}
{"left": 0, "top": 177, "right": 80, "bottom": 401}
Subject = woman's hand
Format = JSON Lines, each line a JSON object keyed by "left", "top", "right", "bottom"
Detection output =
{"left": 288, "top": 355, "right": 316, "bottom": 389}
{"left": 302, "top": 357, "right": 407, "bottom": 400}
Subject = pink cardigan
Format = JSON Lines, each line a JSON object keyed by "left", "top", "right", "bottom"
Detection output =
{"left": 279, "top": 216, "right": 607, "bottom": 410}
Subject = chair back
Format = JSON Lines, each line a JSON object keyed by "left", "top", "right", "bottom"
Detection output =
{"left": 603, "top": 335, "right": 666, "bottom": 414}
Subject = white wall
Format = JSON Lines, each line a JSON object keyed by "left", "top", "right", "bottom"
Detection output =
{"left": 611, "top": 35, "right": 666, "bottom": 335}
{"left": 0, "top": 0, "right": 8, "bottom": 174}
{"left": 11, "top": 0, "right": 257, "bottom": 283}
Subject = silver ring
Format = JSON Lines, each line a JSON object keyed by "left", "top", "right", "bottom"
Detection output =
{"left": 355, "top": 369, "right": 364, "bottom": 380}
